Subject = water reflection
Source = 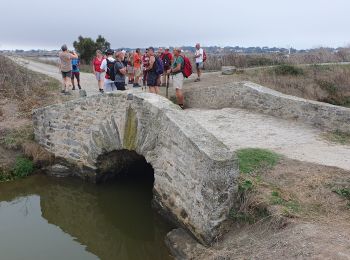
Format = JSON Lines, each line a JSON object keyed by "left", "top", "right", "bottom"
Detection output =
{"left": 0, "top": 174, "right": 173, "bottom": 260}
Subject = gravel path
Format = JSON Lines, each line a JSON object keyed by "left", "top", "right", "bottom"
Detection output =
{"left": 15, "top": 57, "right": 350, "bottom": 171}
{"left": 12, "top": 57, "right": 101, "bottom": 96}
{"left": 186, "top": 108, "right": 350, "bottom": 171}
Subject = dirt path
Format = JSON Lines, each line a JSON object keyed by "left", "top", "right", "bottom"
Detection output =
{"left": 14, "top": 57, "right": 350, "bottom": 171}
{"left": 186, "top": 108, "right": 350, "bottom": 171}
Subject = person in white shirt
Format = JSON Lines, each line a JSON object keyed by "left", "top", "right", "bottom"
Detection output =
{"left": 194, "top": 43, "right": 204, "bottom": 82}
{"left": 100, "top": 49, "right": 117, "bottom": 92}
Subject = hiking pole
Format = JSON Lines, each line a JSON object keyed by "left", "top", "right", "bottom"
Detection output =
{"left": 166, "top": 73, "right": 170, "bottom": 98}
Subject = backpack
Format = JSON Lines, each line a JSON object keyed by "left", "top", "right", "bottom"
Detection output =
{"left": 203, "top": 49, "right": 207, "bottom": 62}
{"left": 106, "top": 59, "right": 116, "bottom": 81}
{"left": 181, "top": 55, "right": 192, "bottom": 78}
{"left": 154, "top": 56, "right": 164, "bottom": 75}
{"left": 162, "top": 53, "right": 171, "bottom": 69}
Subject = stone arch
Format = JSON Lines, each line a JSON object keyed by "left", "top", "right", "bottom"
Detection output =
{"left": 33, "top": 92, "right": 238, "bottom": 244}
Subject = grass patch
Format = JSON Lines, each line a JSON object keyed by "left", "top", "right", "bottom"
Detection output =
{"left": 237, "top": 148, "right": 281, "bottom": 174}
{"left": 0, "top": 125, "right": 34, "bottom": 149}
{"left": 333, "top": 188, "right": 350, "bottom": 200}
{"left": 316, "top": 79, "right": 338, "bottom": 95}
{"left": 0, "top": 156, "right": 34, "bottom": 182}
{"left": 229, "top": 148, "right": 282, "bottom": 223}
{"left": 273, "top": 64, "right": 304, "bottom": 76}
{"left": 323, "top": 130, "right": 350, "bottom": 145}
{"left": 270, "top": 190, "right": 300, "bottom": 216}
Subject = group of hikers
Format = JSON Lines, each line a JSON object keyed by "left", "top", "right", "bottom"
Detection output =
{"left": 58, "top": 43, "right": 206, "bottom": 109}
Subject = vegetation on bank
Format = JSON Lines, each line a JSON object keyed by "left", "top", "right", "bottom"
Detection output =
{"left": 233, "top": 63, "right": 350, "bottom": 108}
{"left": 0, "top": 55, "right": 57, "bottom": 182}
{"left": 230, "top": 148, "right": 283, "bottom": 223}
{"left": 0, "top": 157, "right": 34, "bottom": 182}
{"left": 323, "top": 130, "right": 350, "bottom": 145}
{"left": 0, "top": 55, "right": 63, "bottom": 116}
{"left": 230, "top": 147, "right": 350, "bottom": 227}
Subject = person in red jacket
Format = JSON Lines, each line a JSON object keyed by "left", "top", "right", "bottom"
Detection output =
{"left": 92, "top": 50, "right": 104, "bottom": 93}
{"left": 161, "top": 47, "right": 173, "bottom": 86}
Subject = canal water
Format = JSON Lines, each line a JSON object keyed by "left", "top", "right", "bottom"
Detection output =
{"left": 0, "top": 170, "right": 174, "bottom": 260}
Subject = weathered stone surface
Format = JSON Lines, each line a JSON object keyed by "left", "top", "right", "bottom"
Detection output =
{"left": 165, "top": 228, "right": 206, "bottom": 260}
{"left": 32, "top": 91, "right": 238, "bottom": 244}
{"left": 221, "top": 66, "right": 236, "bottom": 75}
{"left": 184, "top": 81, "right": 350, "bottom": 132}
{"left": 47, "top": 164, "right": 72, "bottom": 177}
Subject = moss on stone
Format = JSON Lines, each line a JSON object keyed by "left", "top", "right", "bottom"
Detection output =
{"left": 123, "top": 107, "right": 138, "bottom": 150}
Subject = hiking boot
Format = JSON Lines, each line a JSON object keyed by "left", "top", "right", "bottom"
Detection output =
{"left": 99, "top": 89, "right": 104, "bottom": 93}
{"left": 72, "top": 86, "right": 76, "bottom": 90}
{"left": 194, "top": 78, "right": 200, "bottom": 82}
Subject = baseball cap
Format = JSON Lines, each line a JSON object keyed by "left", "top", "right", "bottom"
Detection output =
{"left": 105, "top": 49, "right": 114, "bottom": 55}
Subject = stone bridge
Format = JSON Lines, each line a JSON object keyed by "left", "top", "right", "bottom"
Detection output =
{"left": 33, "top": 91, "right": 238, "bottom": 244}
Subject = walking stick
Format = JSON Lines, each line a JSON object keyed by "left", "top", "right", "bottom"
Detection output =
{"left": 166, "top": 73, "right": 170, "bottom": 98}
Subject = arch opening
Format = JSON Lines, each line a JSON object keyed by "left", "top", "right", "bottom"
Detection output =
{"left": 95, "top": 149, "right": 154, "bottom": 185}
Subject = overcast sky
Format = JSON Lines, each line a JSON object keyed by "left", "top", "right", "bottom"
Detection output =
{"left": 0, "top": 0, "right": 349, "bottom": 50}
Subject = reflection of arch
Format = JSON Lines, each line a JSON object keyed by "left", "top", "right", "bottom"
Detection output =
{"left": 0, "top": 175, "right": 172, "bottom": 260}
{"left": 33, "top": 92, "right": 238, "bottom": 244}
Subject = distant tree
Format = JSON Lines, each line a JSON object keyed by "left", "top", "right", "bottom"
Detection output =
{"left": 73, "top": 35, "right": 110, "bottom": 64}
{"left": 95, "top": 35, "right": 110, "bottom": 53}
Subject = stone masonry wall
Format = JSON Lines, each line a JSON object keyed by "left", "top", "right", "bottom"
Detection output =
{"left": 32, "top": 92, "right": 238, "bottom": 244}
{"left": 184, "top": 81, "right": 350, "bottom": 132}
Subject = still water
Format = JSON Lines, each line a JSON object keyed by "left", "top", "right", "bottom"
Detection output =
{"left": 0, "top": 172, "right": 174, "bottom": 260}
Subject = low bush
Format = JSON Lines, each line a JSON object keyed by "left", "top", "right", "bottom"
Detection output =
{"left": 273, "top": 64, "right": 304, "bottom": 76}
{"left": 12, "top": 157, "right": 34, "bottom": 178}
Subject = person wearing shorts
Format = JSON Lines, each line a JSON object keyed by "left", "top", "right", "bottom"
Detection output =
{"left": 58, "top": 44, "right": 78, "bottom": 94}
{"left": 92, "top": 50, "right": 104, "bottom": 93}
{"left": 146, "top": 47, "right": 160, "bottom": 94}
{"left": 168, "top": 48, "right": 185, "bottom": 109}
{"left": 194, "top": 43, "right": 204, "bottom": 82}
{"left": 71, "top": 53, "right": 81, "bottom": 90}
{"left": 133, "top": 48, "right": 142, "bottom": 88}
{"left": 142, "top": 49, "right": 149, "bottom": 90}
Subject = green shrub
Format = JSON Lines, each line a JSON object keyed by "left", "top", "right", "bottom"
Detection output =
{"left": 333, "top": 188, "right": 350, "bottom": 200}
{"left": 237, "top": 148, "right": 281, "bottom": 174}
{"left": 273, "top": 64, "right": 304, "bottom": 76}
{"left": 316, "top": 79, "right": 338, "bottom": 95}
{"left": 12, "top": 157, "right": 34, "bottom": 178}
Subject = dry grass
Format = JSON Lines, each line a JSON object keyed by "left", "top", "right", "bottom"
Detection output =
{"left": 0, "top": 55, "right": 62, "bottom": 117}
{"left": 232, "top": 64, "right": 350, "bottom": 106}
{"left": 22, "top": 141, "right": 53, "bottom": 166}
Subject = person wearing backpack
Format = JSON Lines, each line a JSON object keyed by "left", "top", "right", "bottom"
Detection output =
{"left": 194, "top": 43, "right": 204, "bottom": 82}
{"left": 100, "top": 49, "right": 117, "bottom": 92}
{"left": 161, "top": 47, "right": 173, "bottom": 87}
{"left": 114, "top": 51, "right": 127, "bottom": 91}
{"left": 70, "top": 52, "right": 81, "bottom": 90}
{"left": 167, "top": 48, "right": 185, "bottom": 109}
{"left": 146, "top": 47, "right": 161, "bottom": 94}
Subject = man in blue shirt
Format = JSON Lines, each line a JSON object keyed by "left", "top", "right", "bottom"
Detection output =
{"left": 70, "top": 52, "right": 81, "bottom": 90}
